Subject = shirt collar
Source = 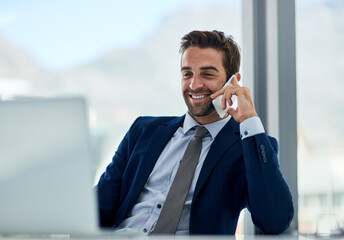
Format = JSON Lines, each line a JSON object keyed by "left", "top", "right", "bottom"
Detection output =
{"left": 183, "top": 112, "right": 231, "bottom": 140}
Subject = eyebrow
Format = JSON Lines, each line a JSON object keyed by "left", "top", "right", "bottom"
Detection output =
{"left": 181, "top": 66, "right": 219, "bottom": 72}
{"left": 200, "top": 66, "right": 219, "bottom": 72}
{"left": 181, "top": 66, "right": 192, "bottom": 72}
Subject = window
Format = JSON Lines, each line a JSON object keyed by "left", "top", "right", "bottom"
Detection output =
{"left": 0, "top": 0, "right": 242, "bottom": 186}
{"left": 296, "top": 0, "right": 344, "bottom": 234}
{"left": 1, "top": 0, "right": 247, "bottom": 233}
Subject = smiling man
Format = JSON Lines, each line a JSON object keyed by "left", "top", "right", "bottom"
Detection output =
{"left": 96, "top": 30, "right": 294, "bottom": 235}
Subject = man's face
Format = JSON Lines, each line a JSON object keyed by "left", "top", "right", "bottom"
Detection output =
{"left": 181, "top": 46, "right": 227, "bottom": 123}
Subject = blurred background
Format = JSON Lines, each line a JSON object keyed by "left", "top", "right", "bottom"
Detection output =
{"left": 0, "top": 0, "right": 343, "bottom": 234}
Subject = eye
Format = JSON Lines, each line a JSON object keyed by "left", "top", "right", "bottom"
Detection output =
{"left": 182, "top": 72, "right": 193, "bottom": 78}
{"left": 202, "top": 72, "right": 214, "bottom": 78}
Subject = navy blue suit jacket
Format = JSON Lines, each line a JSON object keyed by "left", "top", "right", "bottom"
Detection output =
{"left": 96, "top": 115, "right": 294, "bottom": 235}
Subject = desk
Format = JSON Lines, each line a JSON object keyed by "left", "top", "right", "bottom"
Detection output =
{"left": 1, "top": 234, "right": 343, "bottom": 240}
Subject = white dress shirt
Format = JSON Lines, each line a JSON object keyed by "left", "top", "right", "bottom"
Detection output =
{"left": 117, "top": 114, "right": 264, "bottom": 235}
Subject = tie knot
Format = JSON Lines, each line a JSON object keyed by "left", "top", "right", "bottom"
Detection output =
{"left": 194, "top": 126, "right": 208, "bottom": 138}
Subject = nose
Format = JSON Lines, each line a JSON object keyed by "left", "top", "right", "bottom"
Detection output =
{"left": 189, "top": 76, "right": 204, "bottom": 90}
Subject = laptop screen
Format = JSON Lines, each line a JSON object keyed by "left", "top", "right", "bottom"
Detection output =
{"left": 0, "top": 97, "right": 99, "bottom": 235}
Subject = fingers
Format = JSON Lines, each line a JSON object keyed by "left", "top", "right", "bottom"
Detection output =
{"left": 210, "top": 88, "right": 225, "bottom": 99}
{"left": 210, "top": 83, "right": 235, "bottom": 100}
{"left": 227, "top": 107, "right": 237, "bottom": 118}
{"left": 211, "top": 85, "right": 236, "bottom": 110}
{"left": 211, "top": 73, "right": 241, "bottom": 99}
{"left": 211, "top": 73, "right": 241, "bottom": 110}
{"left": 222, "top": 90, "right": 233, "bottom": 107}
{"left": 221, "top": 92, "right": 227, "bottom": 109}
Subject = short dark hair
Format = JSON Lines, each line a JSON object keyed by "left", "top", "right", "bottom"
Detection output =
{"left": 180, "top": 30, "right": 241, "bottom": 80}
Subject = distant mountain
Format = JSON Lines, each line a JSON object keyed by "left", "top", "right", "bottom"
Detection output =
{"left": 0, "top": 37, "right": 60, "bottom": 93}
{"left": 0, "top": 37, "right": 40, "bottom": 78}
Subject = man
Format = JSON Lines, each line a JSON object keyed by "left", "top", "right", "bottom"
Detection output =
{"left": 96, "top": 30, "right": 294, "bottom": 235}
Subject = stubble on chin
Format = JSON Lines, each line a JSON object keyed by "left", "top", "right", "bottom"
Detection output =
{"left": 183, "top": 95, "right": 215, "bottom": 117}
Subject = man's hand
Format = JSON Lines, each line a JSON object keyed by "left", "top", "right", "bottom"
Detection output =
{"left": 211, "top": 74, "right": 258, "bottom": 123}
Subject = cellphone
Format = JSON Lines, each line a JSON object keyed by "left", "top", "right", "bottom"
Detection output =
{"left": 212, "top": 75, "right": 237, "bottom": 118}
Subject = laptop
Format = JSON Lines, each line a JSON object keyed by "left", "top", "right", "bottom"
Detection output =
{"left": 0, "top": 97, "right": 140, "bottom": 238}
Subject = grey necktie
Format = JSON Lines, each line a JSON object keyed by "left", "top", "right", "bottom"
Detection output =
{"left": 151, "top": 126, "right": 208, "bottom": 234}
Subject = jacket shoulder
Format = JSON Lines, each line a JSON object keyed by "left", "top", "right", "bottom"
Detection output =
{"left": 130, "top": 116, "right": 183, "bottom": 130}
{"left": 124, "top": 116, "right": 184, "bottom": 153}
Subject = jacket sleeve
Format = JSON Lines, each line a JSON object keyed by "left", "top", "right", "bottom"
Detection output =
{"left": 242, "top": 133, "right": 294, "bottom": 234}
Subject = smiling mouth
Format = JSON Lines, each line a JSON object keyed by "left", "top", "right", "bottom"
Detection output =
{"left": 188, "top": 93, "right": 212, "bottom": 100}
{"left": 191, "top": 94, "right": 207, "bottom": 99}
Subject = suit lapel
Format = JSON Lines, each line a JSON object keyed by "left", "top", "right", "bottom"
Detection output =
{"left": 127, "top": 116, "right": 184, "bottom": 206}
{"left": 193, "top": 118, "right": 241, "bottom": 200}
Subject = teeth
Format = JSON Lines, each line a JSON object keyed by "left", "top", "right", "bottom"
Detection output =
{"left": 192, "top": 95, "right": 206, "bottom": 99}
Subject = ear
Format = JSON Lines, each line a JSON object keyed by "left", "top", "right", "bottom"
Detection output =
{"left": 234, "top": 72, "right": 241, "bottom": 82}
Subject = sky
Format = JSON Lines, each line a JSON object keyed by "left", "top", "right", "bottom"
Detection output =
{"left": 0, "top": 0, "right": 232, "bottom": 71}
{"left": 0, "top": 0, "right": 339, "bottom": 71}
